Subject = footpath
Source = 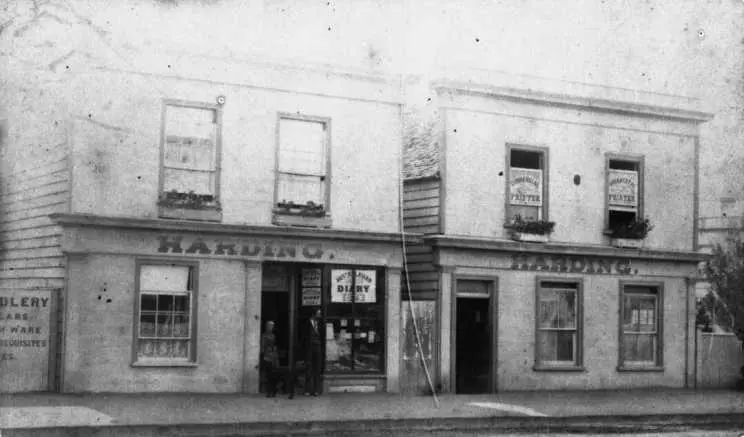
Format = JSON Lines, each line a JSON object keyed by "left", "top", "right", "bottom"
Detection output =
{"left": 1, "top": 388, "right": 743, "bottom": 436}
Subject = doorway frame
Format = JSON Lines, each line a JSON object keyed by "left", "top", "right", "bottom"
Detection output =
{"left": 450, "top": 274, "right": 499, "bottom": 394}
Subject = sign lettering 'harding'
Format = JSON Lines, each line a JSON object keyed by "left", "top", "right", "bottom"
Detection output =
{"left": 511, "top": 253, "right": 635, "bottom": 275}
{"left": 157, "top": 236, "right": 324, "bottom": 259}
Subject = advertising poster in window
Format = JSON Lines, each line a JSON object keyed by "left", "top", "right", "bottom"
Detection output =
{"left": 302, "top": 269, "right": 322, "bottom": 287}
{"left": 509, "top": 168, "right": 543, "bottom": 206}
{"left": 331, "top": 270, "right": 377, "bottom": 303}
{"left": 302, "top": 288, "right": 321, "bottom": 306}
{"left": 0, "top": 290, "right": 52, "bottom": 392}
{"left": 608, "top": 169, "right": 638, "bottom": 208}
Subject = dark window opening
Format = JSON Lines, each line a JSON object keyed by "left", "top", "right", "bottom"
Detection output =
{"left": 609, "top": 210, "right": 637, "bottom": 230}
{"left": 511, "top": 150, "right": 541, "bottom": 169}
{"left": 609, "top": 159, "right": 638, "bottom": 171}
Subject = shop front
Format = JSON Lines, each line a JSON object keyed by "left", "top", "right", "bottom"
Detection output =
{"left": 426, "top": 236, "right": 703, "bottom": 393}
{"left": 54, "top": 214, "right": 402, "bottom": 394}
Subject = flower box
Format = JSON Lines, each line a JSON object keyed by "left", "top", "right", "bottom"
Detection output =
{"left": 509, "top": 231, "right": 550, "bottom": 243}
{"left": 274, "top": 201, "right": 327, "bottom": 217}
{"left": 504, "top": 215, "right": 555, "bottom": 243}
{"left": 158, "top": 206, "right": 222, "bottom": 222}
{"left": 272, "top": 211, "right": 332, "bottom": 228}
{"left": 611, "top": 238, "right": 644, "bottom": 249}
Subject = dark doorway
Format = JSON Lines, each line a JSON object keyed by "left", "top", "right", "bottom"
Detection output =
{"left": 455, "top": 296, "right": 492, "bottom": 394}
{"left": 261, "top": 291, "right": 290, "bottom": 367}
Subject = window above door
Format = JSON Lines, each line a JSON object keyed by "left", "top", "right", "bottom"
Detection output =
{"left": 273, "top": 114, "right": 332, "bottom": 228}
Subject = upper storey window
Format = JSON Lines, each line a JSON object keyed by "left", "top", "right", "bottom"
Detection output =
{"left": 158, "top": 101, "right": 222, "bottom": 221}
{"left": 273, "top": 114, "right": 331, "bottom": 227}
{"left": 506, "top": 146, "right": 549, "bottom": 223}
{"left": 606, "top": 155, "right": 644, "bottom": 234}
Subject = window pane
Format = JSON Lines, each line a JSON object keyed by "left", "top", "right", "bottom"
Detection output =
{"left": 157, "top": 295, "right": 175, "bottom": 311}
{"left": 609, "top": 159, "right": 638, "bottom": 171}
{"left": 173, "top": 315, "right": 190, "bottom": 338}
{"left": 278, "top": 119, "right": 325, "bottom": 175}
{"left": 140, "top": 314, "right": 156, "bottom": 337}
{"left": 171, "top": 340, "right": 190, "bottom": 358}
{"left": 511, "top": 150, "right": 541, "bottom": 169}
{"left": 164, "top": 106, "right": 217, "bottom": 195}
{"left": 166, "top": 106, "right": 215, "bottom": 138}
{"left": 138, "top": 339, "right": 156, "bottom": 358}
{"left": 164, "top": 136, "right": 215, "bottom": 171}
{"left": 538, "top": 288, "right": 576, "bottom": 329}
{"left": 623, "top": 333, "right": 656, "bottom": 363}
{"left": 507, "top": 205, "right": 540, "bottom": 222}
{"left": 353, "top": 318, "right": 384, "bottom": 372}
{"left": 623, "top": 294, "right": 657, "bottom": 332}
{"left": 157, "top": 314, "right": 172, "bottom": 337}
{"left": 163, "top": 168, "right": 215, "bottom": 196}
{"left": 140, "top": 265, "right": 190, "bottom": 292}
{"left": 141, "top": 294, "right": 157, "bottom": 311}
{"left": 276, "top": 173, "right": 324, "bottom": 205}
{"left": 174, "top": 295, "right": 190, "bottom": 312}
{"left": 538, "top": 331, "right": 575, "bottom": 363}
{"left": 324, "top": 318, "right": 353, "bottom": 372}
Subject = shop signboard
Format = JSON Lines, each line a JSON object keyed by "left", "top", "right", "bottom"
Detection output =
{"left": 302, "top": 288, "right": 321, "bottom": 306}
{"left": 302, "top": 269, "right": 322, "bottom": 287}
{"left": 608, "top": 169, "right": 638, "bottom": 208}
{"left": 509, "top": 168, "right": 543, "bottom": 206}
{"left": 0, "top": 289, "right": 52, "bottom": 392}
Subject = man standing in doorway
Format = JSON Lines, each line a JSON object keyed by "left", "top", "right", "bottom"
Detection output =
{"left": 304, "top": 308, "right": 323, "bottom": 396}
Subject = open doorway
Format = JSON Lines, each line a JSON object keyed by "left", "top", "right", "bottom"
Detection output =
{"left": 454, "top": 279, "right": 495, "bottom": 394}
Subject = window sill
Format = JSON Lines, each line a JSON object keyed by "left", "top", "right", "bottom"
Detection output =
{"left": 610, "top": 238, "right": 645, "bottom": 249}
{"left": 508, "top": 231, "right": 551, "bottom": 243}
{"left": 325, "top": 373, "right": 386, "bottom": 379}
{"left": 158, "top": 206, "right": 222, "bottom": 222}
{"left": 617, "top": 365, "right": 664, "bottom": 372}
{"left": 533, "top": 365, "right": 585, "bottom": 372}
{"left": 131, "top": 361, "right": 198, "bottom": 368}
{"left": 272, "top": 211, "right": 332, "bottom": 228}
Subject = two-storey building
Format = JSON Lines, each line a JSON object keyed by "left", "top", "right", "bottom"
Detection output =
{"left": 1, "top": 37, "right": 406, "bottom": 393}
{"left": 402, "top": 72, "right": 713, "bottom": 393}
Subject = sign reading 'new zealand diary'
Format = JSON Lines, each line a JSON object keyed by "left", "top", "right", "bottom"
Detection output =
{"left": 331, "top": 270, "right": 377, "bottom": 303}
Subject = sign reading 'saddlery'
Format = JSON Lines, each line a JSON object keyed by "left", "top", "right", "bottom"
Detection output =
{"left": 0, "top": 290, "right": 52, "bottom": 392}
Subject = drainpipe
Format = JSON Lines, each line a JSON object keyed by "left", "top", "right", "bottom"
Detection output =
{"left": 684, "top": 276, "right": 691, "bottom": 389}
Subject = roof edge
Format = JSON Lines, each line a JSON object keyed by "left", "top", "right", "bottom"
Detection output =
{"left": 432, "top": 80, "right": 714, "bottom": 124}
{"left": 425, "top": 234, "right": 709, "bottom": 263}
{"left": 50, "top": 213, "right": 423, "bottom": 244}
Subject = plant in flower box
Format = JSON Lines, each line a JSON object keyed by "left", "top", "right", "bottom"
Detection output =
{"left": 609, "top": 217, "right": 653, "bottom": 248}
{"left": 275, "top": 200, "right": 327, "bottom": 217}
{"left": 158, "top": 190, "right": 222, "bottom": 210}
{"left": 505, "top": 215, "right": 555, "bottom": 242}
{"left": 157, "top": 190, "right": 222, "bottom": 221}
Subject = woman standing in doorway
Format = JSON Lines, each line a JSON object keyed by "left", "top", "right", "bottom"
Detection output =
{"left": 261, "top": 320, "right": 280, "bottom": 397}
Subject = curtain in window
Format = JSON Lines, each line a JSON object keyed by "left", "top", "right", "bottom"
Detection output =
{"left": 537, "top": 286, "right": 577, "bottom": 363}
{"left": 138, "top": 265, "right": 192, "bottom": 360}
{"left": 163, "top": 106, "right": 217, "bottom": 196}
{"left": 622, "top": 293, "right": 657, "bottom": 363}
{"left": 277, "top": 118, "right": 326, "bottom": 205}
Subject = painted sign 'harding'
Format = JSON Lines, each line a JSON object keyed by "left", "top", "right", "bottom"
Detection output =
{"left": 156, "top": 236, "right": 325, "bottom": 259}
{"left": 511, "top": 253, "right": 635, "bottom": 275}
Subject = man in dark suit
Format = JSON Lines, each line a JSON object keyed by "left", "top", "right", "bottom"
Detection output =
{"left": 304, "top": 308, "right": 323, "bottom": 396}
